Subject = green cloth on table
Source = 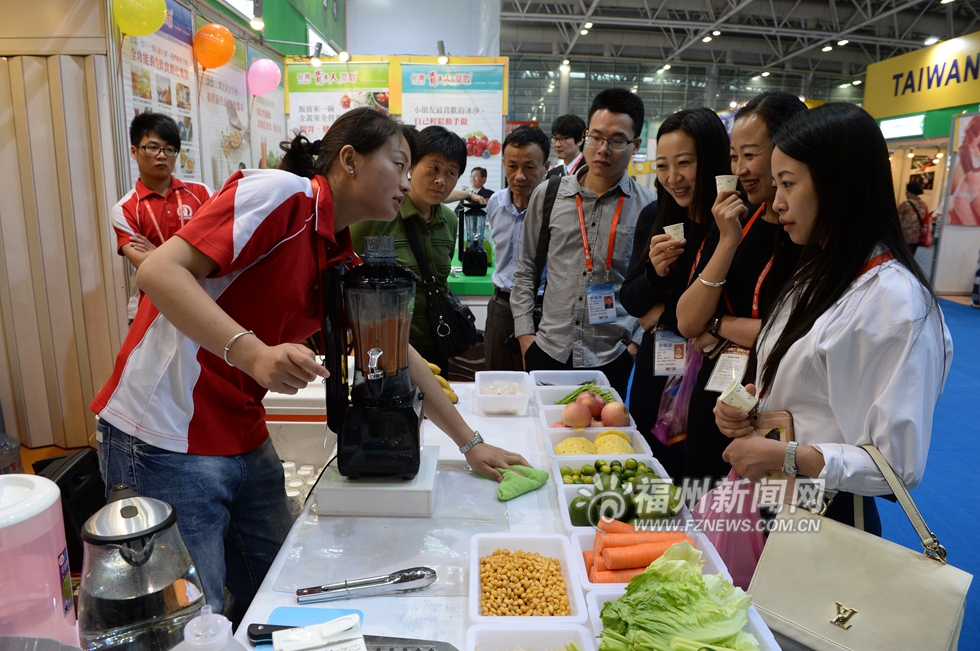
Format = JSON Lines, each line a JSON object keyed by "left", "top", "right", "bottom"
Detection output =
{"left": 478, "top": 465, "right": 550, "bottom": 501}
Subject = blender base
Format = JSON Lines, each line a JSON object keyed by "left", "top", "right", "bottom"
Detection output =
{"left": 315, "top": 446, "right": 439, "bottom": 518}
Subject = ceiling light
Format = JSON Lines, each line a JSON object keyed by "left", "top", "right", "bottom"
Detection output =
{"left": 311, "top": 42, "right": 322, "bottom": 67}
{"left": 761, "top": 71, "right": 770, "bottom": 77}
{"left": 547, "top": 88, "right": 553, "bottom": 92}
{"left": 713, "top": 30, "right": 721, "bottom": 36}
{"left": 752, "top": 75, "right": 761, "bottom": 80}
{"left": 437, "top": 40, "right": 449, "bottom": 65}
{"left": 656, "top": 68, "right": 665, "bottom": 74}
{"left": 852, "top": 79, "right": 862, "bottom": 85}
{"left": 631, "top": 86, "right": 638, "bottom": 92}
{"left": 933, "top": 159, "right": 940, "bottom": 164}
{"left": 581, "top": 29, "right": 589, "bottom": 35}
{"left": 838, "top": 39, "right": 849, "bottom": 46}
{"left": 584, "top": 22, "right": 593, "bottom": 29}
{"left": 908, "top": 150, "right": 915, "bottom": 158}
{"left": 328, "top": 39, "right": 349, "bottom": 63}
{"left": 562, "top": 58, "right": 569, "bottom": 65}
{"left": 822, "top": 45, "right": 833, "bottom": 52}
{"left": 249, "top": 0, "right": 264, "bottom": 30}
{"left": 729, "top": 101, "right": 738, "bottom": 108}
{"left": 941, "top": 0, "right": 954, "bottom": 4}
{"left": 702, "top": 36, "right": 712, "bottom": 43}
{"left": 937, "top": 152, "right": 945, "bottom": 158}
{"left": 798, "top": 95, "right": 806, "bottom": 101}
{"left": 924, "top": 36, "right": 939, "bottom": 46}
{"left": 560, "top": 63, "right": 570, "bottom": 73}
{"left": 663, "top": 64, "right": 671, "bottom": 70}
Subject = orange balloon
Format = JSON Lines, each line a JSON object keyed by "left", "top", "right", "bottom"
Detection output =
{"left": 194, "top": 23, "right": 235, "bottom": 69}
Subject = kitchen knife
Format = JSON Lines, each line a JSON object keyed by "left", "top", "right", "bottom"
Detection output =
{"left": 246, "top": 624, "right": 460, "bottom": 651}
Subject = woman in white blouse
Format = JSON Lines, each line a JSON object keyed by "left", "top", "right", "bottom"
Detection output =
{"left": 714, "top": 102, "right": 952, "bottom": 533}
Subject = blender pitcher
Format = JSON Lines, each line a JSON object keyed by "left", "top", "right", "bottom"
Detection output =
{"left": 337, "top": 237, "right": 424, "bottom": 479}
{"left": 77, "top": 485, "right": 204, "bottom": 650}
{"left": 461, "top": 203, "right": 489, "bottom": 276}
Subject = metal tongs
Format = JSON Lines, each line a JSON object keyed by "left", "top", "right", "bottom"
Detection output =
{"left": 296, "top": 566, "right": 437, "bottom": 604}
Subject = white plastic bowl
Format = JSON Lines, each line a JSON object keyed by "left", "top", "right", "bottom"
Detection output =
{"left": 464, "top": 623, "right": 596, "bottom": 651}
{"left": 474, "top": 371, "right": 531, "bottom": 416}
{"left": 469, "top": 533, "right": 588, "bottom": 625}
{"left": 545, "top": 426, "right": 651, "bottom": 459}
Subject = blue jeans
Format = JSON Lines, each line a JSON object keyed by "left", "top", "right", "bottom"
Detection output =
{"left": 96, "top": 419, "right": 293, "bottom": 614}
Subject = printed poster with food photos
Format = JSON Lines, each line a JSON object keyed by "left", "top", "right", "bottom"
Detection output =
{"left": 246, "top": 46, "right": 288, "bottom": 169}
{"left": 401, "top": 64, "right": 505, "bottom": 191}
{"left": 286, "top": 62, "right": 389, "bottom": 138}
{"left": 120, "top": 0, "right": 202, "bottom": 184}
{"left": 196, "top": 15, "right": 251, "bottom": 189}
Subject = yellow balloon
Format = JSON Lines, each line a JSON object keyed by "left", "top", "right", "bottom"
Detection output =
{"left": 114, "top": 0, "right": 167, "bottom": 37}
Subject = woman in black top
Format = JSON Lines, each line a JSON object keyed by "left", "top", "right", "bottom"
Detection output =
{"left": 674, "top": 92, "right": 807, "bottom": 487}
{"left": 621, "top": 108, "right": 730, "bottom": 480}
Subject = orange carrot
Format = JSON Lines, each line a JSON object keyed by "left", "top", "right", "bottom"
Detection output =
{"left": 595, "top": 530, "right": 687, "bottom": 554}
{"left": 594, "top": 554, "right": 609, "bottom": 573}
{"left": 601, "top": 538, "right": 693, "bottom": 570}
{"left": 592, "top": 567, "right": 646, "bottom": 583}
{"left": 583, "top": 550, "right": 594, "bottom": 568}
{"left": 597, "top": 518, "right": 635, "bottom": 534}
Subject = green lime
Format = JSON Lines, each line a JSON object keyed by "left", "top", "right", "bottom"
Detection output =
{"left": 562, "top": 475, "right": 574, "bottom": 484}
{"left": 594, "top": 459, "right": 608, "bottom": 471}
{"left": 637, "top": 463, "right": 649, "bottom": 473}
{"left": 581, "top": 466, "right": 596, "bottom": 476}
{"left": 624, "top": 458, "right": 638, "bottom": 470}
{"left": 573, "top": 478, "right": 584, "bottom": 484}
{"left": 623, "top": 469, "right": 635, "bottom": 479}
{"left": 599, "top": 464, "right": 611, "bottom": 475}
{"left": 560, "top": 466, "right": 573, "bottom": 476}
{"left": 609, "top": 460, "right": 623, "bottom": 469}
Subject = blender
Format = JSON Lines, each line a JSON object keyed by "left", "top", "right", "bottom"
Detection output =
{"left": 324, "top": 236, "right": 423, "bottom": 479}
{"left": 459, "top": 201, "right": 489, "bottom": 276}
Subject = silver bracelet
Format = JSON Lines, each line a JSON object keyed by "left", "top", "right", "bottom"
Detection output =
{"left": 223, "top": 330, "right": 255, "bottom": 366}
{"left": 697, "top": 274, "right": 727, "bottom": 288}
{"left": 459, "top": 431, "right": 484, "bottom": 454}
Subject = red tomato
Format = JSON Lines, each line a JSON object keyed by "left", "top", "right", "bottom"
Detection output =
{"left": 488, "top": 140, "right": 502, "bottom": 155}
{"left": 340, "top": 95, "right": 351, "bottom": 109}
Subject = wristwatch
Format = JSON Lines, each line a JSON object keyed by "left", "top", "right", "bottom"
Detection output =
{"left": 781, "top": 441, "right": 799, "bottom": 477}
{"left": 459, "top": 431, "right": 484, "bottom": 454}
{"left": 707, "top": 316, "right": 723, "bottom": 339}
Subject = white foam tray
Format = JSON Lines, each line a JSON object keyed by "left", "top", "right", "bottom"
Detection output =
{"left": 529, "top": 370, "right": 610, "bottom": 388}
{"left": 534, "top": 385, "right": 623, "bottom": 410}
{"left": 465, "top": 623, "right": 596, "bottom": 651}
{"left": 468, "top": 532, "right": 588, "bottom": 625}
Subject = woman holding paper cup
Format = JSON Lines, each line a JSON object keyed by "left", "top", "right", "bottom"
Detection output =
{"left": 620, "top": 108, "right": 730, "bottom": 477}
{"left": 673, "top": 92, "right": 805, "bottom": 486}
{"left": 714, "top": 102, "right": 952, "bottom": 532}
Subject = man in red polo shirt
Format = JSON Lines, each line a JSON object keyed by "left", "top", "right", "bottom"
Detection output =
{"left": 113, "top": 113, "right": 211, "bottom": 270}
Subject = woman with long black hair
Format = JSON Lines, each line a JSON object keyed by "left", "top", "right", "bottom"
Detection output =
{"left": 714, "top": 102, "right": 952, "bottom": 532}
{"left": 620, "top": 108, "right": 730, "bottom": 478}
{"left": 673, "top": 92, "right": 805, "bottom": 487}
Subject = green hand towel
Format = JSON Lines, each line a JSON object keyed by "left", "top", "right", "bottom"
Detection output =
{"left": 479, "top": 465, "right": 550, "bottom": 501}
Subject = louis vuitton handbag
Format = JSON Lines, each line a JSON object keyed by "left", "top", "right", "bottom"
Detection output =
{"left": 749, "top": 445, "right": 972, "bottom": 651}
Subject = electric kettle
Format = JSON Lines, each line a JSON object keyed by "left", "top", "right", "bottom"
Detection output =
{"left": 76, "top": 485, "right": 205, "bottom": 650}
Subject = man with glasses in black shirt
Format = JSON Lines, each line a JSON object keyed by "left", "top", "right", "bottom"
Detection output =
{"left": 546, "top": 114, "right": 586, "bottom": 179}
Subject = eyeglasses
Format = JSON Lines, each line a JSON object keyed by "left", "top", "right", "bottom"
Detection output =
{"left": 139, "top": 144, "right": 179, "bottom": 157}
{"left": 583, "top": 135, "right": 636, "bottom": 152}
{"left": 552, "top": 135, "right": 573, "bottom": 143}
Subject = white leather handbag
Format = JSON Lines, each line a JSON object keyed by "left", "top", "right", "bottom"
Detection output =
{"left": 749, "top": 445, "right": 972, "bottom": 651}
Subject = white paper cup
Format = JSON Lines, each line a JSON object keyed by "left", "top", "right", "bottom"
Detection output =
{"left": 719, "top": 378, "right": 758, "bottom": 412}
{"left": 664, "top": 223, "right": 685, "bottom": 241}
{"left": 715, "top": 175, "right": 739, "bottom": 193}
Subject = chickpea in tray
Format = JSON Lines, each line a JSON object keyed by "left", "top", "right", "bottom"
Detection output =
{"left": 479, "top": 548, "right": 571, "bottom": 616}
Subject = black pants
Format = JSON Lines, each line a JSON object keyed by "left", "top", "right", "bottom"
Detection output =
{"left": 524, "top": 341, "right": 633, "bottom": 401}
{"left": 484, "top": 290, "right": 523, "bottom": 372}
{"left": 626, "top": 333, "right": 683, "bottom": 480}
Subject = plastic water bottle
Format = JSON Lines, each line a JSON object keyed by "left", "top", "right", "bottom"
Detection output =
{"left": 0, "top": 402, "right": 23, "bottom": 474}
{"left": 170, "top": 605, "right": 246, "bottom": 651}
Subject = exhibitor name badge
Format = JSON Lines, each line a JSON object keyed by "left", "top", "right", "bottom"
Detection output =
{"left": 586, "top": 283, "right": 617, "bottom": 324}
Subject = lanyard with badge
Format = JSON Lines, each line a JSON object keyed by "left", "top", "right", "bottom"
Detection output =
{"left": 576, "top": 193, "right": 625, "bottom": 325}
{"left": 653, "top": 229, "right": 708, "bottom": 376}
{"left": 141, "top": 190, "right": 186, "bottom": 244}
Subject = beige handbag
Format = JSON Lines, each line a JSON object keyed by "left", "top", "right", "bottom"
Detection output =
{"left": 749, "top": 445, "right": 972, "bottom": 651}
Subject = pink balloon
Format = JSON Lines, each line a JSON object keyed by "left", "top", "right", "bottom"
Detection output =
{"left": 247, "top": 58, "right": 282, "bottom": 96}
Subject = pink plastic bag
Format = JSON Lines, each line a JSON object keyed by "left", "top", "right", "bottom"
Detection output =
{"left": 692, "top": 468, "right": 766, "bottom": 590}
{"left": 651, "top": 342, "right": 702, "bottom": 448}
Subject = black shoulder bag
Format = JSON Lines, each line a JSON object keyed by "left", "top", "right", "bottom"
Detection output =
{"left": 403, "top": 218, "right": 481, "bottom": 358}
